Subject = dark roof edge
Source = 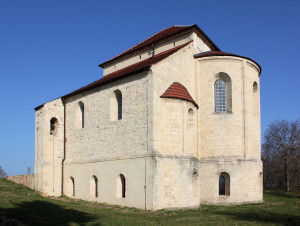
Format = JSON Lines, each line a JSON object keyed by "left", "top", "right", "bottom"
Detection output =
{"left": 192, "top": 24, "right": 220, "bottom": 52}
{"left": 62, "top": 66, "right": 151, "bottom": 100}
{"left": 34, "top": 104, "right": 44, "bottom": 111}
{"left": 160, "top": 96, "right": 199, "bottom": 109}
{"left": 99, "top": 24, "right": 220, "bottom": 68}
{"left": 34, "top": 67, "right": 151, "bottom": 111}
{"left": 194, "top": 51, "right": 262, "bottom": 75}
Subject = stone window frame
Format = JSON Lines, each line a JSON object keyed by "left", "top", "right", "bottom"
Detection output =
{"left": 110, "top": 89, "right": 123, "bottom": 121}
{"left": 90, "top": 175, "right": 98, "bottom": 198}
{"left": 116, "top": 174, "right": 126, "bottom": 198}
{"left": 219, "top": 172, "right": 230, "bottom": 196}
{"left": 78, "top": 101, "right": 85, "bottom": 128}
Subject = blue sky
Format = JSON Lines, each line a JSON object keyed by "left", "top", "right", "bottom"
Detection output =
{"left": 0, "top": 0, "right": 299, "bottom": 176}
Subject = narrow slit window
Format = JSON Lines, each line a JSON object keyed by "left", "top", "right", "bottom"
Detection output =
{"left": 79, "top": 102, "right": 84, "bottom": 128}
{"left": 116, "top": 92, "right": 122, "bottom": 120}
{"left": 120, "top": 174, "right": 126, "bottom": 198}
{"left": 70, "top": 177, "right": 75, "bottom": 196}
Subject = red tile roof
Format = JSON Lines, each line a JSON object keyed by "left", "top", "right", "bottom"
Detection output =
{"left": 194, "top": 51, "right": 261, "bottom": 74}
{"left": 33, "top": 41, "right": 193, "bottom": 110}
{"left": 160, "top": 82, "right": 198, "bottom": 109}
{"left": 99, "top": 24, "right": 220, "bottom": 68}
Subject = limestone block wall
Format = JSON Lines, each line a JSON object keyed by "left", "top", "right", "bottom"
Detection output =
{"left": 195, "top": 57, "right": 261, "bottom": 159}
{"left": 152, "top": 42, "right": 199, "bottom": 154}
{"left": 64, "top": 71, "right": 151, "bottom": 163}
{"left": 35, "top": 98, "right": 64, "bottom": 196}
{"left": 61, "top": 71, "right": 154, "bottom": 209}
{"left": 160, "top": 99, "right": 197, "bottom": 157}
{"left": 7, "top": 174, "right": 35, "bottom": 190}
{"left": 63, "top": 157, "right": 155, "bottom": 209}
{"left": 199, "top": 159, "right": 263, "bottom": 204}
{"left": 245, "top": 63, "right": 261, "bottom": 159}
{"left": 152, "top": 157, "right": 200, "bottom": 210}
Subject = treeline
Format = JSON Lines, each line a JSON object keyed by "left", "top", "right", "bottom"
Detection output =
{"left": 262, "top": 119, "right": 300, "bottom": 191}
{"left": 0, "top": 166, "right": 7, "bottom": 178}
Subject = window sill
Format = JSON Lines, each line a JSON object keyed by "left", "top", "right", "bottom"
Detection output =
{"left": 213, "top": 112, "right": 233, "bottom": 115}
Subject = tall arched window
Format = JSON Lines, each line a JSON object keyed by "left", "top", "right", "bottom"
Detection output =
{"left": 120, "top": 174, "right": 126, "bottom": 198}
{"left": 215, "top": 79, "right": 226, "bottom": 113}
{"left": 78, "top": 101, "right": 84, "bottom": 128}
{"left": 90, "top": 175, "right": 98, "bottom": 198}
{"left": 214, "top": 72, "right": 232, "bottom": 113}
{"left": 70, "top": 177, "right": 75, "bottom": 196}
{"left": 253, "top": 81, "right": 258, "bottom": 92}
{"left": 188, "top": 108, "right": 194, "bottom": 129}
{"left": 116, "top": 91, "right": 122, "bottom": 120}
{"left": 253, "top": 81, "right": 259, "bottom": 117}
{"left": 219, "top": 172, "right": 230, "bottom": 196}
{"left": 110, "top": 90, "right": 122, "bottom": 121}
{"left": 50, "top": 117, "right": 58, "bottom": 135}
{"left": 192, "top": 171, "right": 198, "bottom": 195}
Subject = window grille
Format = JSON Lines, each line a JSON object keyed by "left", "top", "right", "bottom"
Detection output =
{"left": 215, "top": 79, "right": 226, "bottom": 113}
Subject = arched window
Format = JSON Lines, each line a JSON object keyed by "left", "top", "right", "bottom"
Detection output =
{"left": 70, "top": 177, "right": 75, "bottom": 196}
{"left": 50, "top": 117, "right": 58, "bottom": 135}
{"left": 78, "top": 101, "right": 84, "bottom": 128}
{"left": 253, "top": 81, "right": 258, "bottom": 92}
{"left": 219, "top": 172, "right": 230, "bottom": 196}
{"left": 192, "top": 171, "right": 198, "bottom": 195}
{"left": 215, "top": 79, "right": 226, "bottom": 113}
{"left": 188, "top": 109, "right": 194, "bottom": 129}
{"left": 253, "top": 81, "right": 259, "bottom": 117}
{"left": 110, "top": 90, "right": 122, "bottom": 121}
{"left": 214, "top": 73, "right": 232, "bottom": 113}
{"left": 90, "top": 175, "right": 98, "bottom": 198}
{"left": 120, "top": 174, "right": 126, "bottom": 198}
{"left": 116, "top": 91, "right": 122, "bottom": 120}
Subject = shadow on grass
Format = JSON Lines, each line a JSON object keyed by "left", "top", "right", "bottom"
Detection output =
{"left": 265, "top": 189, "right": 299, "bottom": 199}
{"left": 215, "top": 209, "right": 300, "bottom": 225}
{"left": 0, "top": 200, "right": 99, "bottom": 226}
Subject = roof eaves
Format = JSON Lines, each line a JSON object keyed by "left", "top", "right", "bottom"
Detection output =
{"left": 62, "top": 66, "right": 151, "bottom": 100}
{"left": 161, "top": 96, "right": 199, "bottom": 109}
{"left": 194, "top": 51, "right": 261, "bottom": 75}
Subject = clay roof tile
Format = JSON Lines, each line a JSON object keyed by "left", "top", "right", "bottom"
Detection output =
{"left": 160, "top": 82, "right": 198, "bottom": 108}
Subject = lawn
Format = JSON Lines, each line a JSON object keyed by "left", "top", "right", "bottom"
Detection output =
{"left": 0, "top": 179, "right": 299, "bottom": 225}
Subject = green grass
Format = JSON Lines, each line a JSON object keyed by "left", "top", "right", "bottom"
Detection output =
{"left": 0, "top": 179, "right": 299, "bottom": 225}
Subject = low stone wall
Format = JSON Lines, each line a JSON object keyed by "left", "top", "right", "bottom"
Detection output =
{"left": 6, "top": 174, "right": 35, "bottom": 190}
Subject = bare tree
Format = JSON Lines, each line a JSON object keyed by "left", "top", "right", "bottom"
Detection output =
{"left": 262, "top": 119, "right": 300, "bottom": 191}
{"left": 0, "top": 166, "right": 7, "bottom": 178}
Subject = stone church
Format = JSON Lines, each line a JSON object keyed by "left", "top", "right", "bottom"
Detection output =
{"left": 34, "top": 24, "right": 263, "bottom": 210}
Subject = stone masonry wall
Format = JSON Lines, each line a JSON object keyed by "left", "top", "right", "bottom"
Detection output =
{"left": 7, "top": 174, "right": 35, "bottom": 190}
{"left": 62, "top": 70, "right": 154, "bottom": 209}
{"left": 35, "top": 98, "right": 64, "bottom": 196}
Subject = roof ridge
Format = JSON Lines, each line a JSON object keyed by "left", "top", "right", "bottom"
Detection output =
{"left": 113, "top": 25, "right": 177, "bottom": 58}
{"left": 99, "top": 25, "right": 194, "bottom": 67}
{"left": 106, "top": 41, "right": 192, "bottom": 77}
